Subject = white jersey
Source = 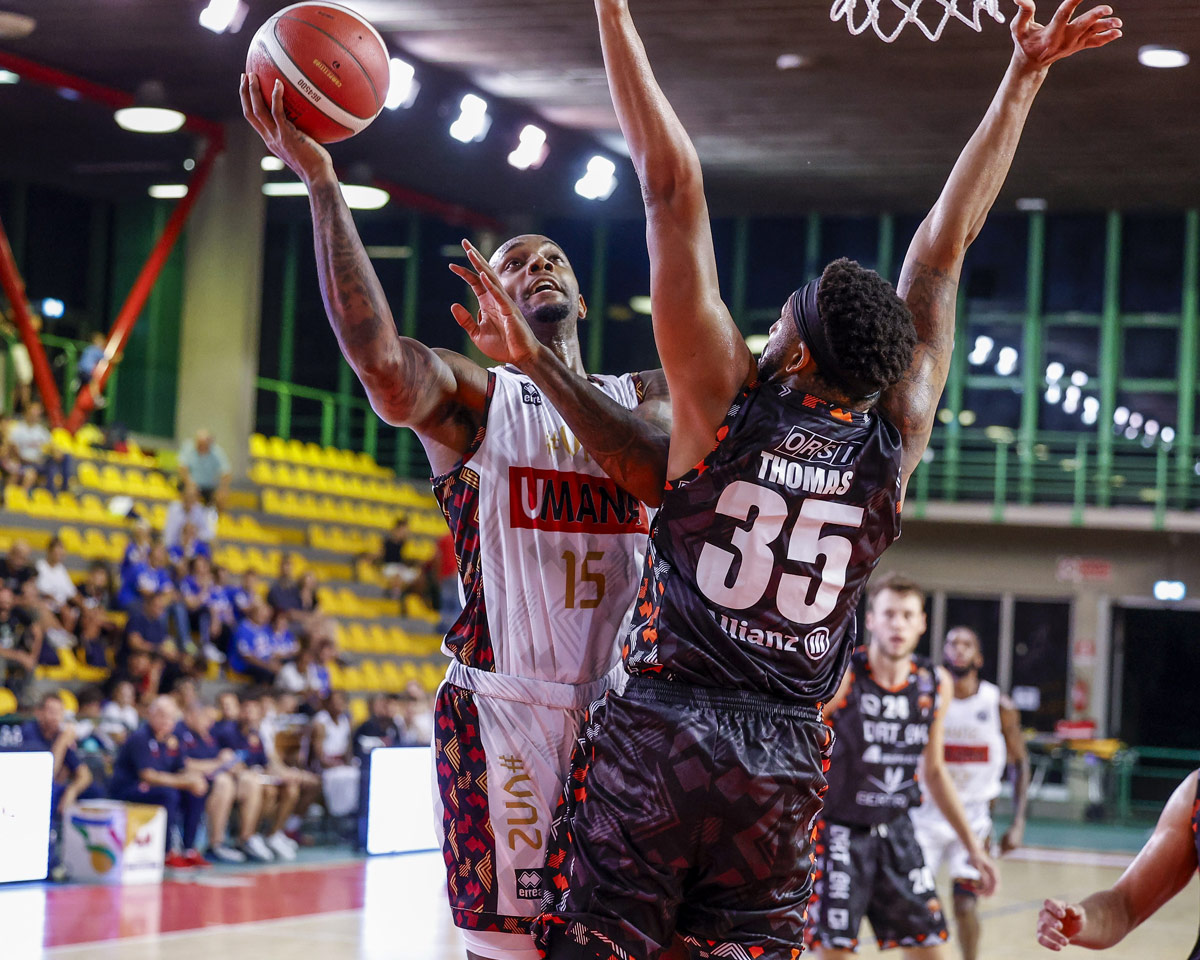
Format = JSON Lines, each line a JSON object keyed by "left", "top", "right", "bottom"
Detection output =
{"left": 937, "top": 679, "right": 1008, "bottom": 806}
{"left": 433, "top": 364, "right": 650, "bottom": 685}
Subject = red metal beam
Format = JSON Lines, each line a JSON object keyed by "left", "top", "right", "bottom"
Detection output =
{"left": 0, "top": 217, "right": 64, "bottom": 426}
{"left": 65, "top": 136, "right": 225, "bottom": 433}
{"left": 369, "top": 175, "right": 506, "bottom": 234}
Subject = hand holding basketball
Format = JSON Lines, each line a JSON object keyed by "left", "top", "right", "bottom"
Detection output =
{"left": 1036, "top": 898, "right": 1087, "bottom": 950}
{"left": 240, "top": 74, "right": 333, "bottom": 184}
{"left": 1011, "top": 0, "right": 1122, "bottom": 68}
{"left": 449, "top": 241, "right": 542, "bottom": 369}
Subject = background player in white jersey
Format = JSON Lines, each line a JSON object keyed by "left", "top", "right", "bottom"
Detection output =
{"left": 910, "top": 626, "right": 1030, "bottom": 960}
{"left": 241, "top": 78, "right": 670, "bottom": 960}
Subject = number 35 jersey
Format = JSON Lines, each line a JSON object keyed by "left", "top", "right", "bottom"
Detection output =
{"left": 624, "top": 382, "right": 903, "bottom": 705}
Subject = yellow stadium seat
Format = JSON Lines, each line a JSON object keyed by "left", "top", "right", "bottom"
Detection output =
{"left": 340, "top": 665, "right": 364, "bottom": 691}
{"left": 250, "top": 434, "right": 269, "bottom": 459}
{"left": 419, "top": 661, "right": 444, "bottom": 692}
{"left": 268, "top": 435, "right": 288, "bottom": 460}
{"left": 381, "top": 661, "right": 404, "bottom": 692}
{"left": 0, "top": 688, "right": 17, "bottom": 715}
{"left": 359, "top": 660, "right": 383, "bottom": 692}
{"left": 349, "top": 697, "right": 369, "bottom": 728}
{"left": 58, "top": 687, "right": 79, "bottom": 714}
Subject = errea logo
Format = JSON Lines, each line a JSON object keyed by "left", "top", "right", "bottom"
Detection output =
{"left": 775, "top": 425, "right": 857, "bottom": 466}
{"left": 516, "top": 869, "right": 544, "bottom": 900}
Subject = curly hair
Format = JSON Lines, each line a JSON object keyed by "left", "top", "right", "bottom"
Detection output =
{"left": 817, "top": 258, "right": 917, "bottom": 401}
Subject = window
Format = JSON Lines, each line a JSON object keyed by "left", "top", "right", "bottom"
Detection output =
{"left": 962, "top": 214, "right": 1028, "bottom": 312}
{"left": 745, "top": 218, "right": 809, "bottom": 311}
{"left": 1122, "top": 326, "right": 1179, "bottom": 380}
{"left": 1044, "top": 214, "right": 1107, "bottom": 314}
{"left": 1121, "top": 214, "right": 1185, "bottom": 314}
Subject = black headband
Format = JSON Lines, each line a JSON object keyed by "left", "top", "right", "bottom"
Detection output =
{"left": 787, "top": 278, "right": 875, "bottom": 400}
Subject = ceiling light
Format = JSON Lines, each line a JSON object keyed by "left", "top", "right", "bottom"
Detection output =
{"left": 1139, "top": 46, "right": 1190, "bottom": 69}
{"left": 1081, "top": 408, "right": 1098, "bottom": 426}
{"left": 183, "top": 158, "right": 195, "bottom": 171}
{"left": 1128, "top": 412, "right": 1144, "bottom": 429}
{"left": 994, "top": 346, "right": 1019, "bottom": 376}
{"left": 746, "top": 334, "right": 769, "bottom": 355}
{"left": 1070, "top": 370, "right": 1089, "bottom": 387}
{"left": 776, "top": 53, "right": 810, "bottom": 70}
{"left": 115, "top": 80, "right": 185, "bottom": 134}
{"left": 148, "top": 184, "right": 188, "bottom": 199}
{"left": 262, "top": 181, "right": 388, "bottom": 210}
{"left": 508, "top": 124, "right": 549, "bottom": 171}
{"left": 958, "top": 410, "right": 976, "bottom": 426}
{"left": 385, "top": 58, "right": 419, "bottom": 110}
{"left": 1145, "top": 419, "right": 1160, "bottom": 437}
{"left": 261, "top": 156, "right": 286, "bottom": 172}
{"left": 1044, "top": 385, "right": 1062, "bottom": 404}
{"left": 449, "top": 94, "right": 490, "bottom": 143}
{"left": 0, "top": 12, "right": 35, "bottom": 40}
{"left": 1153, "top": 580, "right": 1186, "bottom": 602}
{"left": 40, "top": 298, "right": 64, "bottom": 319}
{"left": 968, "top": 335, "right": 994, "bottom": 365}
{"left": 198, "top": 0, "right": 249, "bottom": 34}
{"left": 1045, "top": 361, "right": 1065, "bottom": 382}
{"left": 1125, "top": 426, "right": 1139, "bottom": 440}
{"left": 1063, "top": 396, "right": 1079, "bottom": 415}
{"left": 1162, "top": 427, "right": 1176, "bottom": 443}
{"left": 1114, "top": 405, "right": 1130, "bottom": 426}
{"left": 1017, "top": 198, "right": 1048, "bottom": 212}
{"left": 0, "top": 70, "right": 18, "bottom": 85}
{"left": 629, "top": 296, "right": 652, "bottom": 316}
{"left": 575, "top": 156, "right": 617, "bottom": 201}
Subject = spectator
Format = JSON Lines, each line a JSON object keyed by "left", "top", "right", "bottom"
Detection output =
{"left": 168, "top": 522, "right": 212, "bottom": 576}
{"left": 120, "top": 521, "right": 153, "bottom": 582}
{"left": 117, "top": 540, "right": 172, "bottom": 611}
{"left": 0, "top": 425, "right": 22, "bottom": 489}
{"left": 377, "top": 518, "right": 417, "bottom": 602}
{"left": 76, "top": 604, "right": 115, "bottom": 669}
{"left": 73, "top": 686, "right": 116, "bottom": 756}
{"left": 120, "top": 590, "right": 191, "bottom": 692}
{"left": 313, "top": 690, "right": 358, "bottom": 817}
{"left": 226, "top": 569, "right": 260, "bottom": 622}
{"left": 179, "top": 702, "right": 246, "bottom": 864}
{"left": 296, "top": 571, "right": 321, "bottom": 620}
{"left": 0, "top": 585, "right": 42, "bottom": 698}
{"left": 1, "top": 309, "right": 34, "bottom": 413}
{"left": 8, "top": 402, "right": 71, "bottom": 492}
{"left": 77, "top": 560, "right": 115, "bottom": 612}
{"left": 275, "top": 640, "right": 329, "bottom": 707}
{"left": 177, "top": 429, "right": 232, "bottom": 508}
{"left": 267, "top": 555, "right": 302, "bottom": 618}
{"left": 17, "top": 692, "right": 95, "bottom": 817}
{"left": 76, "top": 332, "right": 107, "bottom": 387}
{"left": 36, "top": 536, "right": 79, "bottom": 629}
{"left": 100, "top": 678, "right": 143, "bottom": 742}
{"left": 229, "top": 599, "right": 279, "bottom": 684}
{"left": 180, "top": 555, "right": 231, "bottom": 664}
{"left": 397, "top": 683, "right": 434, "bottom": 746}
{"left": 0, "top": 540, "right": 36, "bottom": 593}
{"left": 270, "top": 609, "right": 299, "bottom": 661}
{"left": 164, "top": 484, "right": 217, "bottom": 549}
{"left": 353, "top": 693, "right": 402, "bottom": 761}
{"left": 214, "top": 693, "right": 297, "bottom": 861}
{"left": 108, "top": 695, "right": 210, "bottom": 868}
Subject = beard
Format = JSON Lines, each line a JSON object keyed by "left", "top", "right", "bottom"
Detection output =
{"left": 944, "top": 661, "right": 975, "bottom": 679}
{"left": 757, "top": 340, "right": 787, "bottom": 382}
{"left": 523, "top": 298, "right": 574, "bottom": 327}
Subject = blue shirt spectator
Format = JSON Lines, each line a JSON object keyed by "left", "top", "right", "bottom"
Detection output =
{"left": 169, "top": 539, "right": 211, "bottom": 570}
{"left": 77, "top": 334, "right": 106, "bottom": 382}
{"left": 109, "top": 722, "right": 184, "bottom": 796}
{"left": 178, "top": 431, "right": 231, "bottom": 502}
{"left": 229, "top": 612, "right": 276, "bottom": 678}
{"left": 214, "top": 721, "right": 269, "bottom": 768}
{"left": 118, "top": 561, "right": 173, "bottom": 611}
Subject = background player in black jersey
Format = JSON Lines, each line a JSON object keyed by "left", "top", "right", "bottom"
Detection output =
{"left": 529, "top": 1, "right": 1120, "bottom": 958}
{"left": 808, "top": 575, "right": 996, "bottom": 956}
{"left": 1037, "top": 769, "right": 1200, "bottom": 955}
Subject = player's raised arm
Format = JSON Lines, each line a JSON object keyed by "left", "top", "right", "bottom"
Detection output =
{"left": 1037, "top": 770, "right": 1199, "bottom": 950}
{"left": 882, "top": 0, "right": 1121, "bottom": 498}
{"left": 240, "top": 74, "right": 487, "bottom": 466}
{"left": 594, "top": 0, "right": 754, "bottom": 477}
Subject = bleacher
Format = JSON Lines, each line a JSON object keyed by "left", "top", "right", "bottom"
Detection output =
{"left": 1, "top": 431, "right": 451, "bottom": 727}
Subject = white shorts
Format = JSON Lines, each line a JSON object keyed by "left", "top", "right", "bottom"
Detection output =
{"left": 431, "top": 660, "right": 624, "bottom": 934}
{"left": 461, "top": 928, "right": 543, "bottom": 960}
{"left": 910, "top": 801, "right": 992, "bottom": 881}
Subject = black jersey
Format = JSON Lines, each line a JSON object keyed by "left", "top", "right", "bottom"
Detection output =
{"left": 823, "top": 648, "right": 941, "bottom": 827}
{"left": 623, "top": 382, "right": 903, "bottom": 705}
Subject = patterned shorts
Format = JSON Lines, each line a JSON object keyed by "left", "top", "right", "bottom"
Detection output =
{"left": 535, "top": 676, "right": 832, "bottom": 960}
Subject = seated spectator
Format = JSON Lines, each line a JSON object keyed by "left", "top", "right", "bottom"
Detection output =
{"left": 353, "top": 693, "right": 402, "bottom": 761}
{"left": 180, "top": 555, "right": 232, "bottom": 664}
{"left": 76, "top": 604, "right": 115, "bottom": 669}
{"left": 109, "top": 695, "right": 210, "bottom": 868}
{"left": 164, "top": 484, "right": 217, "bottom": 549}
{"left": 270, "top": 609, "right": 299, "bottom": 661}
{"left": 398, "top": 682, "right": 434, "bottom": 746}
{"left": 267, "top": 555, "right": 302, "bottom": 618}
{"left": 73, "top": 686, "right": 116, "bottom": 756}
{"left": 100, "top": 678, "right": 143, "bottom": 743}
{"left": 8, "top": 402, "right": 72, "bottom": 492}
{"left": 275, "top": 640, "right": 329, "bottom": 708}
{"left": 0, "top": 585, "right": 42, "bottom": 698}
{"left": 296, "top": 571, "right": 321, "bottom": 621}
{"left": 226, "top": 569, "right": 260, "bottom": 622}
{"left": 36, "top": 536, "right": 79, "bottom": 632}
{"left": 17, "top": 692, "right": 95, "bottom": 817}
{"left": 120, "top": 521, "right": 153, "bottom": 583}
{"left": 179, "top": 702, "right": 246, "bottom": 864}
{"left": 120, "top": 590, "right": 192, "bottom": 693}
{"left": 214, "top": 693, "right": 297, "bottom": 861}
{"left": 105, "top": 650, "right": 161, "bottom": 715}
{"left": 77, "top": 560, "right": 116, "bottom": 613}
{"left": 230, "top": 599, "right": 281, "bottom": 684}
{"left": 377, "top": 518, "right": 417, "bottom": 602}
{"left": 0, "top": 428, "right": 22, "bottom": 489}
{"left": 0, "top": 539, "right": 36, "bottom": 593}
{"left": 168, "top": 522, "right": 212, "bottom": 576}
{"left": 177, "top": 429, "right": 231, "bottom": 509}
{"left": 117, "top": 541, "right": 173, "bottom": 612}
{"left": 313, "top": 690, "right": 358, "bottom": 817}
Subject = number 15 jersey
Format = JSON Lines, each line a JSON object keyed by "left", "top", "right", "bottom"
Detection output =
{"left": 624, "top": 382, "right": 903, "bottom": 705}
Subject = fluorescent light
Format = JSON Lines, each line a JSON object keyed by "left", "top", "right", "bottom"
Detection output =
{"left": 1017, "top": 197, "right": 1048, "bottom": 212}
{"left": 0, "top": 70, "right": 18, "bottom": 85}
{"left": 148, "top": 184, "right": 188, "bottom": 199}
{"left": 385, "top": 58, "right": 418, "bottom": 110}
{"left": 1145, "top": 419, "right": 1160, "bottom": 437}
{"left": 969, "top": 335, "right": 994, "bottom": 365}
{"left": 183, "top": 158, "right": 195, "bottom": 171}
{"left": 261, "top": 156, "right": 286, "bottom": 172}
{"left": 198, "top": 0, "right": 248, "bottom": 34}
{"left": 1045, "top": 361, "right": 1065, "bottom": 382}
{"left": 1162, "top": 427, "right": 1176, "bottom": 444}
{"left": 776, "top": 53, "right": 810, "bottom": 70}
{"left": 449, "top": 94, "right": 490, "bottom": 143}
{"left": 1044, "top": 385, "right": 1062, "bottom": 404}
{"left": 575, "top": 156, "right": 617, "bottom": 201}
{"left": 40, "top": 298, "right": 64, "bottom": 319}
{"left": 114, "top": 106, "right": 185, "bottom": 134}
{"left": 1124, "top": 426, "right": 1139, "bottom": 440}
{"left": 745, "top": 334, "right": 769, "bottom": 355}
{"left": 629, "top": 296, "right": 652, "bottom": 315}
{"left": 1070, "top": 370, "right": 1089, "bottom": 387}
{"left": 262, "top": 181, "right": 388, "bottom": 210}
{"left": 507, "top": 124, "right": 549, "bottom": 171}
{"left": 1128, "top": 412, "right": 1144, "bottom": 429}
{"left": 1139, "top": 46, "right": 1190, "bottom": 69}
{"left": 1153, "top": 580, "right": 1186, "bottom": 602}
{"left": 994, "top": 346, "right": 1018, "bottom": 376}
{"left": 1081, "top": 408, "right": 1098, "bottom": 426}
{"left": 1114, "top": 405, "right": 1130, "bottom": 425}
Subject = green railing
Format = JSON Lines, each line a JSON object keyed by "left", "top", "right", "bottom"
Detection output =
{"left": 1, "top": 330, "right": 120, "bottom": 425}
{"left": 1113, "top": 746, "right": 1200, "bottom": 820}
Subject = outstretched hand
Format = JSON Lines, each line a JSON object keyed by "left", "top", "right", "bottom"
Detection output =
{"left": 1036, "top": 898, "right": 1087, "bottom": 950}
{"left": 239, "top": 73, "right": 333, "bottom": 183}
{"left": 449, "top": 240, "right": 542, "bottom": 368}
{"left": 1011, "top": 0, "right": 1122, "bottom": 68}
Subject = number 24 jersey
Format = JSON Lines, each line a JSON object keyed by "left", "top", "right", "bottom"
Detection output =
{"left": 624, "top": 382, "right": 903, "bottom": 706}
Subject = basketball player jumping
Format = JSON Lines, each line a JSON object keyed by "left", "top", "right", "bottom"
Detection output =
{"left": 531, "top": 1, "right": 1121, "bottom": 958}
{"left": 909, "top": 626, "right": 1030, "bottom": 960}
{"left": 808, "top": 579, "right": 996, "bottom": 956}
{"left": 1037, "top": 768, "right": 1200, "bottom": 955}
{"left": 240, "top": 76, "right": 671, "bottom": 960}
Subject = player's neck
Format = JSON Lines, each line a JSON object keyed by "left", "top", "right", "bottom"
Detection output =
{"left": 866, "top": 644, "right": 911, "bottom": 689}
{"left": 532, "top": 323, "right": 586, "bottom": 376}
{"left": 953, "top": 672, "right": 981, "bottom": 699}
{"left": 782, "top": 371, "right": 873, "bottom": 413}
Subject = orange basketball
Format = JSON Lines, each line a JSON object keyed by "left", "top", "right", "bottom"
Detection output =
{"left": 246, "top": 2, "right": 390, "bottom": 144}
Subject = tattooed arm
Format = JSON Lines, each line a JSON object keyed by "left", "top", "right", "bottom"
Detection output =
{"left": 882, "top": 0, "right": 1121, "bottom": 502}
{"left": 240, "top": 74, "right": 487, "bottom": 469}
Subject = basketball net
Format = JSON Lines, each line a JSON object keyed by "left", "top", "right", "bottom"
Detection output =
{"left": 830, "top": 0, "right": 1005, "bottom": 42}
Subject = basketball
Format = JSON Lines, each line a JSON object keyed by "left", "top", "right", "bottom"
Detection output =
{"left": 245, "top": 1, "right": 390, "bottom": 144}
